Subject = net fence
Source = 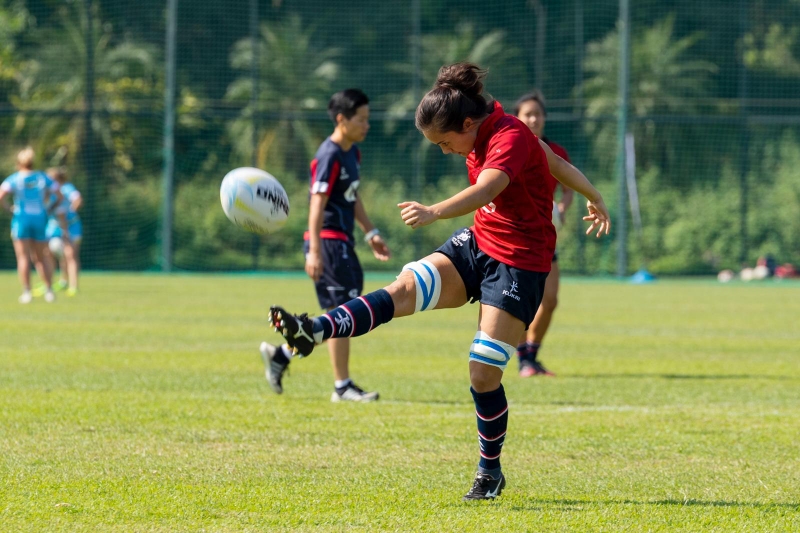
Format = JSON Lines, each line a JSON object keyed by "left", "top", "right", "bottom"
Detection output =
{"left": 1, "top": 0, "right": 798, "bottom": 276}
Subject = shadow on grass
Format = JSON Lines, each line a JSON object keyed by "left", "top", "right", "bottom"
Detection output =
{"left": 510, "top": 498, "right": 799, "bottom": 512}
{"left": 573, "top": 374, "right": 797, "bottom": 381}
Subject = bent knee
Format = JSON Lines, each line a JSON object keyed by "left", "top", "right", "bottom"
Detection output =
{"left": 385, "top": 271, "right": 418, "bottom": 317}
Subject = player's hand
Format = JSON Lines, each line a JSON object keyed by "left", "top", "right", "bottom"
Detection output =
{"left": 368, "top": 235, "right": 391, "bottom": 262}
{"left": 398, "top": 201, "right": 439, "bottom": 229}
{"left": 583, "top": 197, "right": 611, "bottom": 238}
{"left": 305, "top": 250, "right": 324, "bottom": 282}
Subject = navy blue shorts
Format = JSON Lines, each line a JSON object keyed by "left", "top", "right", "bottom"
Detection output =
{"left": 435, "top": 227, "right": 549, "bottom": 327}
{"left": 304, "top": 238, "right": 364, "bottom": 309}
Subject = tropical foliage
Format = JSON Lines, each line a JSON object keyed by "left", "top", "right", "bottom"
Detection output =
{"left": 0, "top": 0, "right": 799, "bottom": 274}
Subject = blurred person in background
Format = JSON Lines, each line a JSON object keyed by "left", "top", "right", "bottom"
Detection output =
{"left": 44, "top": 167, "right": 82, "bottom": 296}
{"left": 0, "top": 148, "right": 64, "bottom": 303}
{"left": 513, "top": 91, "right": 574, "bottom": 377}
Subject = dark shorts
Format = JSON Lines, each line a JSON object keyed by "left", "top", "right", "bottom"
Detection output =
{"left": 304, "top": 238, "right": 363, "bottom": 309}
{"left": 435, "top": 227, "right": 549, "bottom": 327}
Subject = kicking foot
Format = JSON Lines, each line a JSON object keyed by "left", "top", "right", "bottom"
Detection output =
{"left": 268, "top": 306, "right": 316, "bottom": 357}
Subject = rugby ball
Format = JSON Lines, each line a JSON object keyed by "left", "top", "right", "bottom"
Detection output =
{"left": 49, "top": 237, "right": 65, "bottom": 259}
{"left": 220, "top": 167, "right": 289, "bottom": 234}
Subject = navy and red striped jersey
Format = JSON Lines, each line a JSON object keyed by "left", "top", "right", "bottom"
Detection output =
{"left": 308, "top": 137, "right": 362, "bottom": 242}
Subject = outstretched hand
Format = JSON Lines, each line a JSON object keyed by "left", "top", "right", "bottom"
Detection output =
{"left": 583, "top": 198, "right": 611, "bottom": 237}
{"left": 398, "top": 201, "right": 439, "bottom": 229}
{"left": 368, "top": 235, "right": 391, "bottom": 261}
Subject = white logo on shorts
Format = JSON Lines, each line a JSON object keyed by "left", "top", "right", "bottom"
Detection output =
{"left": 348, "top": 289, "right": 359, "bottom": 298}
{"left": 502, "top": 281, "right": 521, "bottom": 301}
{"left": 451, "top": 229, "right": 471, "bottom": 247}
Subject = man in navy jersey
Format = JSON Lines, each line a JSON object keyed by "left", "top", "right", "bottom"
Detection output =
{"left": 260, "top": 89, "right": 390, "bottom": 401}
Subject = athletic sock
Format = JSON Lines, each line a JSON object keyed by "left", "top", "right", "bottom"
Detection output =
{"left": 527, "top": 342, "right": 541, "bottom": 361}
{"left": 312, "top": 289, "right": 395, "bottom": 342}
{"left": 334, "top": 378, "right": 352, "bottom": 390}
{"left": 471, "top": 384, "right": 508, "bottom": 477}
{"left": 516, "top": 342, "right": 528, "bottom": 359}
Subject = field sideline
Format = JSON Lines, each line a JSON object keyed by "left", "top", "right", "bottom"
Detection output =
{"left": 1, "top": 272, "right": 799, "bottom": 531}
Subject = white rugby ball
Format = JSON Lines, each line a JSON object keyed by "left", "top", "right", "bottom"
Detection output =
{"left": 220, "top": 167, "right": 289, "bottom": 234}
{"left": 49, "top": 237, "right": 65, "bottom": 258}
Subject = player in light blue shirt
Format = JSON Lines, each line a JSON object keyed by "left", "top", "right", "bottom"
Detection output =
{"left": 0, "top": 147, "right": 64, "bottom": 303}
{"left": 45, "top": 167, "right": 82, "bottom": 295}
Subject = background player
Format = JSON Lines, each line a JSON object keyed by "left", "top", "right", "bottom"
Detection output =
{"left": 45, "top": 167, "right": 82, "bottom": 296}
{"left": 268, "top": 63, "right": 610, "bottom": 499}
{"left": 0, "top": 148, "right": 63, "bottom": 303}
{"left": 514, "top": 91, "right": 574, "bottom": 377}
{"left": 260, "top": 89, "right": 391, "bottom": 402}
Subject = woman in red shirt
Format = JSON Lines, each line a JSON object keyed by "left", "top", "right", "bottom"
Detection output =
{"left": 514, "top": 91, "right": 574, "bottom": 377}
{"left": 269, "top": 63, "right": 610, "bottom": 501}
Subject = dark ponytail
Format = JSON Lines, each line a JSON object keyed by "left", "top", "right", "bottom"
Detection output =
{"left": 415, "top": 62, "right": 494, "bottom": 133}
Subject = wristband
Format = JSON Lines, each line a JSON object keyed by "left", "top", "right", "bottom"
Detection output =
{"left": 364, "top": 229, "right": 380, "bottom": 243}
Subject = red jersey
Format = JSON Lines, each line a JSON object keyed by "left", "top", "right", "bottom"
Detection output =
{"left": 541, "top": 137, "right": 570, "bottom": 197}
{"left": 466, "top": 102, "right": 556, "bottom": 272}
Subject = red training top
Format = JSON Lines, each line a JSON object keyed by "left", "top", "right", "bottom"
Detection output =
{"left": 466, "top": 101, "right": 556, "bottom": 272}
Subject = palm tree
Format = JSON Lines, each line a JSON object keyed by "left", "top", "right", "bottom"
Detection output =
{"left": 383, "top": 22, "right": 519, "bottom": 136}
{"left": 581, "top": 15, "right": 718, "bottom": 174}
{"left": 13, "top": 0, "right": 161, "bottom": 179}
{"left": 225, "top": 15, "right": 341, "bottom": 179}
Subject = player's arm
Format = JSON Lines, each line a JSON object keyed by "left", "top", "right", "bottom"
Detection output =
{"left": 354, "top": 195, "right": 390, "bottom": 261}
{"left": 56, "top": 211, "right": 71, "bottom": 241}
{"left": 306, "top": 193, "right": 328, "bottom": 282}
{"left": 398, "top": 168, "right": 509, "bottom": 229}
{"left": 70, "top": 192, "right": 83, "bottom": 212}
{"left": 539, "top": 139, "right": 610, "bottom": 237}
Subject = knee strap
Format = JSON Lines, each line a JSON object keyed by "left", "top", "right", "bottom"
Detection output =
{"left": 401, "top": 259, "right": 441, "bottom": 313}
{"left": 469, "top": 332, "right": 514, "bottom": 370}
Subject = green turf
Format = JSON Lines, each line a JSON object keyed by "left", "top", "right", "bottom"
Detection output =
{"left": 1, "top": 273, "right": 799, "bottom": 532}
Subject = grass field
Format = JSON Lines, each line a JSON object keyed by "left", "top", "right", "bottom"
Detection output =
{"left": 1, "top": 272, "right": 799, "bottom": 532}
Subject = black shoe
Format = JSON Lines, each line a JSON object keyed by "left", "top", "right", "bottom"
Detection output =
{"left": 268, "top": 306, "right": 316, "bottom": 357}
{"left": 331, "top": 382, "right": 379, "bottom": 403}
{"left": 463, "top": 472, "right": 506, "bottom": 501}
{"left": 531, "top": 359, "right": 556, "bottom": 377}
{"left": 259, "top": 341, "right": 290, "bottom": 394}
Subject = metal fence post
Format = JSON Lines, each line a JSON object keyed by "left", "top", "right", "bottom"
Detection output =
{"left": 411, "top": 0, "right": 423, "bottom": 261}
{"left": 161, "top": 0, "right": 177, "bottom": 271}
{"left": 738, "top": 0, "right": 750, "bottom": 265}
{"left": 615, "top": 0, "right": 631, "bottom": 277}
{"left": 250, "top": 0, "right": 260, "bottom": 270}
